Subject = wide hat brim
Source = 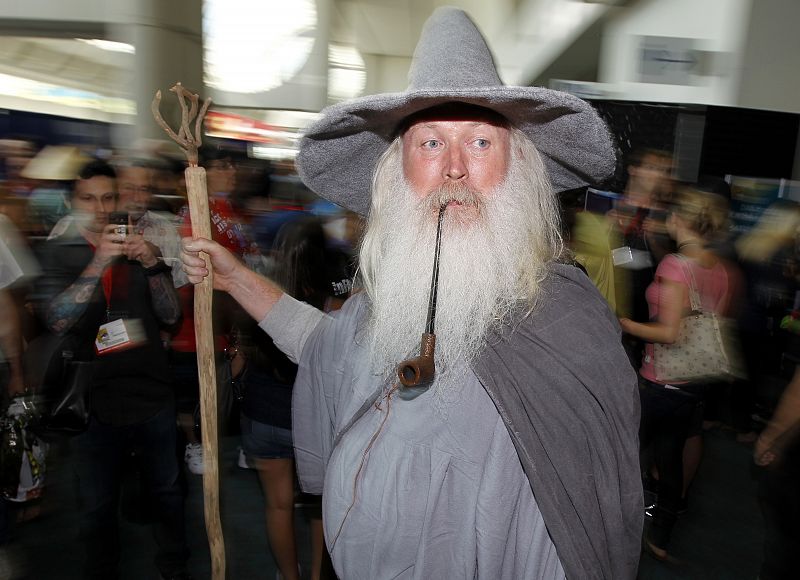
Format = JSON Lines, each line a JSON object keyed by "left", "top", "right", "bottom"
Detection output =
{"left": 21, "top": 145, "right": 88, "bottom": 181}
{"left": 296, "top": 8, "right": 615, "bottom": 216}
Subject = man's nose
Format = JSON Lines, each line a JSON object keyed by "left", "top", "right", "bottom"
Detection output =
{"left": 444, "top": 147, "right": 467, "bottom": 181}
{"left": 99, "top": 198, "right": 115, "bottom": 214}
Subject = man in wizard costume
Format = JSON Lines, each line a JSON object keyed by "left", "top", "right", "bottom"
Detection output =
{"left": 182, "top": 7, "right": 642, "bottom": 579}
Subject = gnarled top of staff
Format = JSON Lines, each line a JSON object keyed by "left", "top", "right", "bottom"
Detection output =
{"left": 151, "top": 82, "right": 211, "bottom": 167}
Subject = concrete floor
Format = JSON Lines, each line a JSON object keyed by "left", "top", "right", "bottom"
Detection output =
{"left": 3, "top": 426, "right": 768, "bottom": 579}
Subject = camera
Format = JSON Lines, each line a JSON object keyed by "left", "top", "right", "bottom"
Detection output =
{"left": 109, "top": 211, "right": 129, "bottom": 236}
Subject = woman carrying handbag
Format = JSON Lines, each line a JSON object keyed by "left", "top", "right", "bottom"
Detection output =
{"left": 620, "top": 187, "right": 740, "bottom": 561}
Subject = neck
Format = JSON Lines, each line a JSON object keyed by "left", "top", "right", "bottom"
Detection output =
{"left": 79, "top": 226, "right": 101, "bottom": 246}
{"left": 677, "top": 238, "right": 703, "bottom": 252}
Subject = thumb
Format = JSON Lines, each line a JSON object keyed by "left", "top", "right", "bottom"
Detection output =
{"left": 182, "top": 236, "right": 212, "bottom": 253}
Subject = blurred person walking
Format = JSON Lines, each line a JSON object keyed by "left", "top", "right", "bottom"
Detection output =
{"left": 753, "top": 345, "right": 800, "bottom": 580}
{"left": 33, "top": 159, "right": 190, "bottom": 580}
{"left": 0, "top": 214, "right": 33, "bottom": 572}
{"left": 611, "top": 150, "right": 674, "bottom": 366}
{"left": 734, "top": 200, "right": 800, "bottom": 443}
{"left": 620, "top": 187, "right": 739, "bottom": 560}
{"left": 235, "top": 215, "right": 351, "bottom": 580}
{"left": 173, "top": 145, "right": 264, "bottom": 475}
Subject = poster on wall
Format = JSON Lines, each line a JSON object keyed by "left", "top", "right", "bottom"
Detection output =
{"left": 726, "top": 176, "right": 783, "bottom": 236}
{"left": 780, "top": 180, "right": 800, "bottom": 203}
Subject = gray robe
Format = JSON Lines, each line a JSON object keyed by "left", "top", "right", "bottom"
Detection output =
{"left": 474, "top": 264, "right": 643, "bottom": 578}
{"left": 263, "top": 263, "right": 641, "bottom": 579}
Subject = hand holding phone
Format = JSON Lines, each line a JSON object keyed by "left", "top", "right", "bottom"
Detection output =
{"left": 109, "top": 211, "right": 129, "bottom": 237}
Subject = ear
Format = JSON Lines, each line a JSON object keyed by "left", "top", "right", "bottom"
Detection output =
{"left": 62, "top": 192, "right": 71, "bottom": 210}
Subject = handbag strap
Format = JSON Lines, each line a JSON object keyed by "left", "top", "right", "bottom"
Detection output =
{"left": 672, "top": 253, "right": 703, "bottom": 312}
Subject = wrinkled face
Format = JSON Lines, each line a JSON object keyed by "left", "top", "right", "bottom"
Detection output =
{"left": 117, "top": 166, "right": 152, "bottom": 219}
{"left": 401, "top": 117, "right": 511, "bottom": 220}
{"left": 71, "top": 176, "right": 116, "bottom": 233}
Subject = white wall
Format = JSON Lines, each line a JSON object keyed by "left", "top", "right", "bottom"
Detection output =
{"left": 598, "top": 0, "right": 752, "bottom": 106}
{"left": 736, "top": 0, "right": 800, "bottom": 113}
{"left": 0, "top": 0, "right": 332, "bottom": 135}
{"left": 362, "top": 54, "right": 412, "bottom": 95}
{"left": 493, "top": 0, "right": 610, "bottom": 85}
{"left": 0, "top": 0, "right": 110, "bottom": 24}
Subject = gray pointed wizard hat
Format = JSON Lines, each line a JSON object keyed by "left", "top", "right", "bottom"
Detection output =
{"left": 296, "top": 6, "right": 615, "bottom": 216}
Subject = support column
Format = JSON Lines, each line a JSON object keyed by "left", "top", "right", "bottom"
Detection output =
{"left": 111, "top": 0, "right": 203, "bottom": 146}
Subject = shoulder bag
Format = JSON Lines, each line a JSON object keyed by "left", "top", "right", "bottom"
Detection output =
{"left": 653, "top": 255, "right": 744, "bottom": 383}
{"left": 23, "top": 332, "right": 94, "bottom": 437}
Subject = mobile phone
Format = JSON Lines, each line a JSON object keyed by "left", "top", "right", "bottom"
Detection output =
{"left": 109, "top": 211, "right": 129, "bottom": 236}
{"left": 584, "top": 188, "right": 620, "bottom": 214}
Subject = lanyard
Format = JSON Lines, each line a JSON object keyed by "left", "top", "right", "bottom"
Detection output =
{"left": 101, "top": 267, "right": 113, "bottom": 321}
{"left": 88, "top": 240, "right": 117, "bottom": 321}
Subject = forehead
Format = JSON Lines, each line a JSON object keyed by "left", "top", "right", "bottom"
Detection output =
{"left": 118, "top": 166, "right": 151, "bottom": 182}
{"left": 403, "top": 106, "right": 509, "bottom": 132}
{"left": 208, "top": 157, "right": 234, "bottom": 169}
{"left": 77, "top": 175, "right": 115, "bottom": 195}
{"left": 403, "top": 118, "right": 509, "bottom": 135}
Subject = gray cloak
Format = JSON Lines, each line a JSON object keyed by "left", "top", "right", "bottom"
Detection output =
{"left": 268, "top": 263, "right": 642, "bottom": 578}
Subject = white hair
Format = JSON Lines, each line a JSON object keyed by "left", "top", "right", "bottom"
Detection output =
{"left": 357, "top": 128, "right": 563, "bottom": 405}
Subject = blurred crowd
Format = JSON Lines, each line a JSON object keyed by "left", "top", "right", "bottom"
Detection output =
{"left": 0, "top": 135, "right": 361, "bottom": 580}
{"left": 564, "top": 149, "right": 800, "bottom": 576}
{"left": 0, "top": 133, "right": 799, "bottom": 579}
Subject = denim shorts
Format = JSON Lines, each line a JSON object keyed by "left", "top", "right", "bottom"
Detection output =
{"left": 240, "top": 415, "right": 294, "bottom": 460}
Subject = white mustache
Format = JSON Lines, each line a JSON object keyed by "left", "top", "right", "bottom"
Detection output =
{"left": 422, "top": 183, "right": 483, "bottom": 213}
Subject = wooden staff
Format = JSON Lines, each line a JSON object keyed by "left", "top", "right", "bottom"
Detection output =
{"left": 152, "top": 83, "right": 225, "bottom": 580}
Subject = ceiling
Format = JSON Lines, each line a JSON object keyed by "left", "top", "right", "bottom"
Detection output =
{"left": 0, "top": 0, "right": 606, "bottom": 110}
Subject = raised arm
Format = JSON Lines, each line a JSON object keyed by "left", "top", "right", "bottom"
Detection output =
{"left": 125, "top": 233, "right": 181, "bottom": 326}
{"left": 181, "top": 237, "right": 285, "bottom": 323}
{"left": 46, "top": 225, "right": 125, "bottom": 335}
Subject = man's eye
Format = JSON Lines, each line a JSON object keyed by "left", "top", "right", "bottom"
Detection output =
{"left": 422, "top": 140, "right": 440, "bottom": 150}
{"left": 474, "top": 138, "right": 489, "bottom": 148}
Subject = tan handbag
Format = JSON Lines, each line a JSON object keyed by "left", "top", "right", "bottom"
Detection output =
{"left": 653, "top": 255, "right": 745, "bottom": 383}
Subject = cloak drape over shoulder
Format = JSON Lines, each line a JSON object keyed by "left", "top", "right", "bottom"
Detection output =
{"left": 289, "top": 263, "right": 642, "bottom": 579}
{"left": 473, "top": 263, "right": 642, "bottom": 579}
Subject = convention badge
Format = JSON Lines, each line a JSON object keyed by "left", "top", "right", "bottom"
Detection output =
{"left": 612, "top": 246, "right": 653, "bottom": 270}
{"left": 612, "top": 246, "right": 634, "bottom": 266}
{"left": 95, "top": 318, "right": 146, "bottom": 355}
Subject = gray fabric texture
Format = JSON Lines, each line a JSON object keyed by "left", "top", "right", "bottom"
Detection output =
{"left": 473, "top": 263, "right": 643, "bottom": 579}
{"left": 259, "top": 293, "right": 327, "bottom": 364}
{"left": 284, "top": 264, "right": 641, "bottom": 579}
{"left": 291, "top": 293, "right": 564, "bottom": 579}
{"left": 296, "top": 7, "right": 615, "bottom": 216}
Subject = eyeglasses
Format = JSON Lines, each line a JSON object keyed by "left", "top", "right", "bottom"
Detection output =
{"left": 120, "top": 185, "right": 153, "bottom": 194}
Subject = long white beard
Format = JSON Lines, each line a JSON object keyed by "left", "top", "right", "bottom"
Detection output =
{"left": 362, "top": 161, "right": 545, "bottom": 405}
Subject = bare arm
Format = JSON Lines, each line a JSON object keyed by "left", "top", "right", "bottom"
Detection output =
{"left": 619, "top": 278, "right": 686, "bottom": 344}
{"left": 755, "top": 366, "right": 800, "bottom": 466}
{"left": 146, "top": 270, "right": 182, "bottom": 326}
{"left": 181, "top": 237, "right": 285, "bottom": 323}
{"left": 126, "top": 234, "right": 181, "bottom": 326}
{"left": 46, "top": 226, "right": 125, "bottom": 335}
{"left": 0, "top": 289, "right": 24, "bottom": 395}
